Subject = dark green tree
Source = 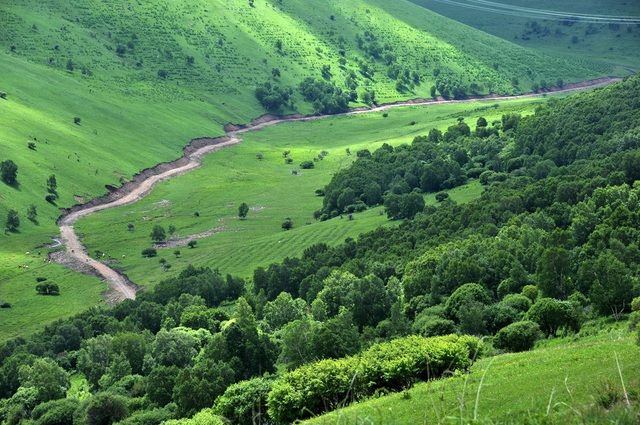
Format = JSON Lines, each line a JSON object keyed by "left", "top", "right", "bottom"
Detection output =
{"left": 47, "top": 174, "right": 57, "bottom": 194}
{"left": 1, "top": 160, "right": 18, "bottom": 184}
{"left": 150, "top": 225, "right": 166, "bottom": 243}
{"left": 5, "top": 209, "right": 19, "bottom": 232}
{"left": 536, "top": 247, "right": 572, "bottom": 299}
{"left": 238, "top": 202, "right": 249, "bottom": 219}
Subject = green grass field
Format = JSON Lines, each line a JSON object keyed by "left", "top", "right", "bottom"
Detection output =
{"left": 75, "top": 98, "right": 539, "bottom": 287}
{"left": 305, "top": 326, "right": 640, "bottom": 424}
{"left": 410, "top": 0, "right": 640, "bottom": 74}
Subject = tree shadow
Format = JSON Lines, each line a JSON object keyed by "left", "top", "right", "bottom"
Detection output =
{"left": 3, "top": 181, "right": 21, "bottom": 191}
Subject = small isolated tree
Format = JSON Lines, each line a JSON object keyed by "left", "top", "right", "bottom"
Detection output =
{"left": 238, "top": 202, "right": 249, "bottom": 220}
{"left": 174, "top": 249, "right": 181, "bottom": 258}
{"left": 26, "top": 205, "right": 37, "bottom": 223}
{"left": 150, "top": 225, "right": 166, "bottom": 243}
{"left": 5, "top": 209, "right": 19, "bottom": 232}
{"left": 127, "top": 223, "right": 134, "bottom": 232}
{"left": 435, "top": 192, "right": 449, "bottom": 202}
{"left": 300, "top": 161, "right": 314, "bottom": 169}
{"left": 187, "top": 240, "right": 197, "bottom": 249}
{"left": 281, "top": 218, "right": 293, "bottom": 231}
{"left": 47, "top": 174, "right": 57, "bottom": 194}
{"left": 1, "top": 159, "right": 18, "bottom": 184}
{"left": 494, "top": 321, "right": 541, "bottom": 352}
{"left": 168, "top": 224, "right": 176, "bottom": 237}
{"left": 141, "top": 248, "right": 157, "bottom": 258}
{"left": 36, "top": 282, "right": 60, "bottom": 295}
{"left": 73, "top": 116, "right": 81, "bottom": 125}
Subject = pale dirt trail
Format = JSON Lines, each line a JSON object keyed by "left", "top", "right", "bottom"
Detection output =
{"left": 54, "top": 77, "right": 620, "bottom": 301}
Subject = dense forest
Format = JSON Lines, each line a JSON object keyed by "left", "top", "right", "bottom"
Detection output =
{"left": 1, "top": 76, "right": 639, "bottom": 425}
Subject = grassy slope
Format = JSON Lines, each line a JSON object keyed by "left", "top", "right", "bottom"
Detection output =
{"left": 409, "top": 0, "right": 640, "bottom": 73}
{"left": 0, "top": 0, "right": 614, "bottom": 339}
{"left": 76, "top": 98, "right": 539, "bottom": 287}
{"left": 305, "top": 328, "right": 640, "bottom": 424}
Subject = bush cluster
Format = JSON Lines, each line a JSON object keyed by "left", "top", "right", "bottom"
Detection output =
{"left": 267, "top": 334, "right": 480, "bottom": 423}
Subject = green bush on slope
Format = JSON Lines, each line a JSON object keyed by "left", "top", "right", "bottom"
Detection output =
{"left": 267, "top": 334, "right": 481, "bottom": 423}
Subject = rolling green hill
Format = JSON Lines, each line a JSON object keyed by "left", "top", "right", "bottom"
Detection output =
{"left": 410, "top": 0, "right": 640, "bottom": 73}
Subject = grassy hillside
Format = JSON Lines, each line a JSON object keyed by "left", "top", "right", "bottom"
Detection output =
{"left": 1, "top": 0, "right": 603, "bottom": 107}
{"left": 410, "top": 0, "right": 640, "bottom": 73}
{"left": 75, "top": 98, "right": 540, "bottom": 288}
{"left": 305, "top": 327, "right": 640, "bottom": 424}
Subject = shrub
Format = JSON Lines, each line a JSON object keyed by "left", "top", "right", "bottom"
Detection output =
{"left": 521, "top": 285, "right": 539, "bottom": 302}
{"left": 281, "top": 218, "right": 293, "bottom": 230}
{"left": 445, "top": 283, "right": 491, "bottom": 319}
{"left": 35, "top": 282, "right": 60, "bottom": 295}
{"left": 141, "top": 248, "right": 157, "bottom": 258}
{"left": 0, "top": 301, "right": 11, "bottom": 308}
{"left": 1, "top": 159, "right": 18, "bottom": 184}
{"left": 31, "top": 398, "right": 79, "bottom": 425}
{"left": 81, "top": 393, "right": 128, "bottom": 425}
{"left": 267, "top": 335, "right": 479, "bottom": 423}
{"left": 187, "top": 240, "right": 197, "bottom": 249}
{"left": 493, "top": 321, "right": 541, "bottom": 352}
{"left": 45, "top": 194, "right": 58, "bottom": 204}
{"left": 300, "top": 161, "right": 314, "bottom": 169}
{"left": 113, "top": 408, "right": 172, "bottom": 425}
{"left": 435, "top": 192, "right": 449, "bottom": 202}
{"left": 412, "top": 316, "right": 456, "bottom": 337}
{"left": 628, "top": 311, "right": 640, "bottom": 331}
{"left": 161, "top": 409, "right": 224, "bottom": 425}
{"left": 500, "top": 294, "right": 532, "bottom": 313}
{"left": 526, "top": 298, "right": 580, "bottom": 336}
{"left": 255, "top": 81, "right": 292, "bottom": 111}
{"left": 631, "top": 297, "right": 640, "bottom": 312}
{"left": 73, "top": 117, "right": 81, "bottom": 125}
{"left": 213, "top": 377, "right": 274, "bottom": 425}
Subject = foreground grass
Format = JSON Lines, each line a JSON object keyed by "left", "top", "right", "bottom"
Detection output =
{"left": 305, "top": 328, "right": 640, "bottom": 424}
{"left": 76, "top": 98, "right": 539, "bottom": 286}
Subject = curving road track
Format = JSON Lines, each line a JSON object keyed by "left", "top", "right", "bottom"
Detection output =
{"left": 54, "top": 77, "right": 620, "bottom": 301}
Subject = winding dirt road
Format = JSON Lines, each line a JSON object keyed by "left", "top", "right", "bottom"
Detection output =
{"left": 54, "top": 77, "right": 620, "bottom": 301}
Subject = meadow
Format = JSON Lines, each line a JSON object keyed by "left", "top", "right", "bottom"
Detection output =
{"left": 76, "top": 97, "right": 542, "bottom": 287}
{"left": 305, "top": 326, "right": 640, "bottom": 424}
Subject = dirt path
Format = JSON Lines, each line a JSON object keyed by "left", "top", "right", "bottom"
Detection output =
{"left": 54, "top": 77, "right": 620, "bottom": 300}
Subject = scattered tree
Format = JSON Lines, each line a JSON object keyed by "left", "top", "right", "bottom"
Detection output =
{"left": 238, "top": 203, "right": 249, "bottom": 219}
{"left": 281, "top": 218, "right": 293, "bottom": 230}
{"left": 151, "top": 225, "right": 166, "bottom": 243}
{"left": 1, "top": 160, "right": 18, "bottom": 184}
{"left": 5, "top": 209, "right": 19, "bottom": 232}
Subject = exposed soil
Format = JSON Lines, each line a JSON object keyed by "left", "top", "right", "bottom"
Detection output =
{"left": 53, "top": 77, "right": 621, "bottom": 301}
{"left": 155, "top": 226, "right": 225, "bottom": 248}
